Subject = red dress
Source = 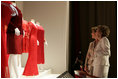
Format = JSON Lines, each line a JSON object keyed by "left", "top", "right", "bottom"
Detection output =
{"left": 7, "top": 4, "right": 23, "bottom": 54}
{"left": 1, "top": 1, "right": 13, "bottom": 78}
{"left": 23, "top": 22, "right": 39, "bottom": 76}
{"left": 22, "top": 20, "right": 30, "bottom": 53}
{"left": 37, "top": 25, "right": 45, "bottom": 64}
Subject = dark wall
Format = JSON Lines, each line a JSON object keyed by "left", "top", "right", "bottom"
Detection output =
{"left": 69, "top": 1, "right": 117, "bottom": 78}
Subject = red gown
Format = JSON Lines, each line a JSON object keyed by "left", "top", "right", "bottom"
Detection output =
{"left": 1, "top": 1, "right": 13, "bottom": 78}
{"left": 7, "top": 4, "right": 23, "bottom": 54}
{"left": 23, "top": 22, "right": 39, "bottom": 76}
{"left": 22, "top": 20, "right": 30, "bottom": 53}
{"left": 37, "top": 25, "right": 45, "bottom": 64}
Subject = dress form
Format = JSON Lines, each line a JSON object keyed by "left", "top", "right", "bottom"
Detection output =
{"left": 23, "top": 19, "right": 39, "bottom": 76}
{"left": 7, "top": 2, "right": 22, "bottom": 78}
{"left": 36, "top": 22, "right": 48, "bottom": 46}
{"left": 36, "top": 22, "right": 48, "bottom": 71}
{"left": 36, "top": 23, "right": 42, "bottom": 71}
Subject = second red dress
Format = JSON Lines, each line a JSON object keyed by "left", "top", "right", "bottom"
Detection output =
{"left": 36, "top": 25, "right": 45, "bottom": 64}
{"left": 23, "top": 21, "right": 39, "bottom": 76}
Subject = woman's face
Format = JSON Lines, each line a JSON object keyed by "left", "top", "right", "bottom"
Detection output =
{"left": 91, "top": 30, "right": 96, "bottom": 39}
{"left": 95, "top": 29, "right": 102, "bottom": 39}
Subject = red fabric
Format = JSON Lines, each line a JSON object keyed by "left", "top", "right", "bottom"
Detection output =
{"left": 23, "top": 22, "right": 39, "bottom": 76}
{"left": 1, "top": 1, "right": 12, "bottom": 78}
{"left": 7, "top": 3, "right": 23, "bottom": 54}
{"left": 22, "top": 20, "right": 30, "bottom": 53}
{"left": 7, "top": 34, "right": 23, "bottom": 54}
{"left": 37, "top": 25, "right": 45, "bottom": 64}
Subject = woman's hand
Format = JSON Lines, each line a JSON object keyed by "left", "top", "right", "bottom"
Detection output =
{"left": 84, "top": 66, "right": 88, "bottom": 73}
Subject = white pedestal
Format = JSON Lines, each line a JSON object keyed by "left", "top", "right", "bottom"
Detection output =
{"left": 19, "top": 67, "right": 60, "bottom": 78}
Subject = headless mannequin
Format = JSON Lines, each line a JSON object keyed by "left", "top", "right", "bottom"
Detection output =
{"left": 36, "top": 22, "right": 48, "bottom": 46}
{"left": 36, "top": 22, "right": 48, "bottom": 71}
{"left": 8, "top": 2, "right": 22, "bottom": 78}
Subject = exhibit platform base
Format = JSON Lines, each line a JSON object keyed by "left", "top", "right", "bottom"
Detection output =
{"left": 19, "top": 67, "right": 60, "bottom": 78}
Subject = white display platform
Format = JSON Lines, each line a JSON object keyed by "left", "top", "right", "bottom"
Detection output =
{"left": 19, "top": 67, "right": 60, "bottom": 78}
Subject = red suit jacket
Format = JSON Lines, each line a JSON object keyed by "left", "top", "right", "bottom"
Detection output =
{"left": 22, "top": 20, "right": 30, "bottom": 53}
{"left": 6, "top": 3, "right": 23, "bottom": 54}
{"left": 37, "top": 25, "right": 45, "bottom": 64}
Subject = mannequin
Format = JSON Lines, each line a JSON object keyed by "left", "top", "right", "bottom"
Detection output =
{"left": 7, "top": 1, "right": 23, "bottom": 78}
{"left": 36, "top": 22, "right": 48, "bottom": 46}
{"left": 36, "top": 22, "right": 48, "bottom": 71}
{"left": 23, "top": 19, "right": 39, "bottom": 76}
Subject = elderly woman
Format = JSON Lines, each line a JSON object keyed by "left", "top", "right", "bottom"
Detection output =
{"left": 92, "top": 25, "right": 111, "bottom": 78}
